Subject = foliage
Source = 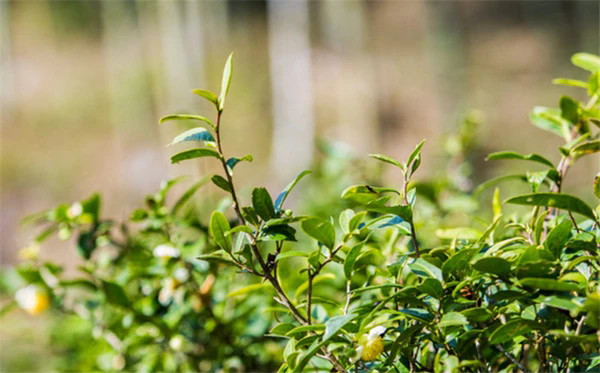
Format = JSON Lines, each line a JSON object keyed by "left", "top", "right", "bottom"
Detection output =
{"left": 3, "top": 52, "right": 600, "bottom": 373}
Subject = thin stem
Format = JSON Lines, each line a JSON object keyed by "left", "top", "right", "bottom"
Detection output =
{"left": 403, "top": 172, "right": 420, "bottom": 257}
{"left": 306, "top": 267, "right": 313, "bottom": 325}
{"left": 344, "top": 280, "right": 351, "bottom": 315}
{"left": 213, "top": 110, "right": 307, "bottom": 326}
{"left": 495, "top": 344, "right": 529, "bottom": 373}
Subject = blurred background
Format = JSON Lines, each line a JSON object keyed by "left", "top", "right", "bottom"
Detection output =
{"left": 0, "top": 0, "right": 599, "bottom": 370}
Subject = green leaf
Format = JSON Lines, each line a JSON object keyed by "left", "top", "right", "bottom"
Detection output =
{"left": 252, "top": 187, "right": 276, "bottom": 221}
{"left": 241, "top": 207, "right": 260, "bottom": 227}
{"left": 366, "top": 203, "right": 413, "bottom": 224}
{"left": 341, "top": 185, "right": 400, "bottom": 205}
{"left": 169, "top": 127, "right": 214, "bottom": 146}
{"left": 196, "top": 250, "right": 236, "bottom": 265}
{"left": 472, "top": 257, "right": 511, "bottom": 278}
{"left": 489, "top": 319, "right": 532, "bottom": 344}
{"left": 595, "top": 173, "right": 600, "bottom": 199}
{"left": 417, "top": 278, "right": 443, "bottom": 298}
{"left": 276, "top": 251, "right": 309, "bottom": 261}
{"left": 227, "top": 283, "right": 272, "bottom": 298}
{"left": 486, "top": 151, "right": 554, "bottom": 168}
{"left": 442, "top": 248, "right": 477, "bottom": 280}
{"left": 344, "top": 242, "right": 365, "bottom": 279}
{"left": 261, "top": 225, "right": 297, "bottom": 242}
{"left": 210, "top": 211, "right": 232, "bottom": 253}
{"left": 171, "top": 148, "right": 220, "bottom": 164}
{"left": 323, "top": 313, "right": 357, "bottom": 341}
{"left": 270, "top": 323, "right": 296, "bottom": 336}
{"left": 473, "top": 174, "right": 528, "bottom": 197}
{"left": 211, "top": 175, "right": 231, "bottom": 192}
{"left": 461, "top": 307, "right": 492, "bottom": 322}
{"left": 292, "top": 314, "right": 358, "bottom": 373}
{"left": 534, "top": 295, "right": 579, "bottom": 312}
{"left": 369, "top": 153, "right": 404, "bottom": 169}
{"left": 191, "top": 89, "right": 218, "bottom": 107}
{"left": 219, "top": 53, "right": 233, "bottom": 111}
{"left": 409, "top": 258, "right": 443, "bottom": 282}
{"left": 559, "top": 95, "right": 580, "bottom": 124}
{"left": 438, "top": 312, "right": 468, "bottom": 327}
{"left": 171, "top": 177, "right": 210, "bottom": 214}
{"left": 339, "top": 209, "right": 354, "bottom": 234}
{"left": 226, "top": 155, "right": 253, "bottom": 171}
{"left": 505, "top": 193, "right": 596, "bottom": 221}
{"left": 407, "top": 140, "right": 426, "bottom": 168}
{"left": 435, "top": 227, "right": 482, "bottom": 241}
{"left": 530, "top": 106, "right": 569, "bottom": 138}
{"left": 226, "top": 225, "right": 253, "bottom": 236}
{"left": 101, "top": 281, "right": 129, "bottom": 307}
{"left": 572, "top": 140, "right": 600, "bottom": 159}
{"left": 520, "top": 278, "right": 580, "bottom": 292}
{"left": 159, "top": 114, "right": 213, "bottom": 127}
{"left": 552, "top": 78, "right": 589, "bottom": 89}
{"left": 301, "top": 218, "right": 335, "bottom": 249}
{"left": 544, "top": 219, "right": 572, "bottom": 259}
{"left": 274, "top": 170, "right": 311, "bottom": 213}
{"left": 571, "top": 53, "right": 600, "bottom": 72}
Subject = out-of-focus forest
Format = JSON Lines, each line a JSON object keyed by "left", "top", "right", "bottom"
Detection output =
{"left": 0, "top": 0, "right": 598, "bottom": 370}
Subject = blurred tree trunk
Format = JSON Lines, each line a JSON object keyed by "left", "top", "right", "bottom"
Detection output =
{"left": 0, "top": 0, "right": 13, "bottom": 113}
{"left": 102, "top": 1, "right": 165, "bottom": 203}
{"left": 318, "top": 0, "right": 379, "bottom": 155}
{"left": 267, "top": 0, "right": 314, "bottom": 183}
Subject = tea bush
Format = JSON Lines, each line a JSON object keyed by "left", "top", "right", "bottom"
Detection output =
{"left": 3, "top": 52, "right": 599, "bottom": 373}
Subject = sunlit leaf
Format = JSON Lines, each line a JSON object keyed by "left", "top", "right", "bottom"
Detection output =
{"left": 506, "top": 193, "right": 596, "bottom": 220}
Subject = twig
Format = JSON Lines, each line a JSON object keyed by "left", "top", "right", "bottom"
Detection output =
{"left": 495, "top": 344, "right": 529, "bottom": 373}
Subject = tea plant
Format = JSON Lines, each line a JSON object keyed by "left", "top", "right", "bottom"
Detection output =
{"left": 4, "top": 52, "right": 600, "bottom": 373}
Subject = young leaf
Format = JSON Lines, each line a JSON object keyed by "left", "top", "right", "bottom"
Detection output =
{"left": 191, "top": 89, "right": 219, "bottom": 108}
{"left": 571, "top": 53, "right": 600, "bottom": 72}
{"left": 595, "top": 173, "right": 600, "bottom": 199}
{"left": 572, "top": 140, "right": 600, "bottom": 159}
{"left": 559, "top": 95, "right": 579, "bottom": 124}
{"left": 486, "top": 151, "right": 554, "bottom": 168}
{"left": 274, "top": 170, "right": 312, "bottom": 213}
{"left": 252, "top": 187, "right": 276, "bottom": 221}
{"left": 369, "top": 154, "right": 404, "bottom": 170}
{"left": 219, "top": 53, "right": 233, "bottom": 111}
{"left": 169, "top": 127, "right": 214, "bottom": 146}
{"left": 241, "top": 207, "right": 260, "bottom": 227}
{"left": 407, "top": 140, "right": 425, "bottom": 168}
{"left": 530, "top": 106, "right": 569, "bottom": 138}
{"left": 552, "top": 78, "right": 589, "bottom": 89}
{"left": 226, "top": 155, "right": 253, "bottom": 172}
{"left": 544, "top": 219, "right": 572, "bottom": 259}
{"left": 344, "top": 242, "right": 365, "bottom": 279}
{"left": 209, "top": 211, "right": 232, "bottom": 253}
{"left": 301, "top": 218, "right": 335, "bottom": 249}
{"left": 211, "top": 175, "right": 231, "bottom": 192}
{"left": 159, "top": 114, "right": 213, "bottom": 127}
{"left": 505, "top": 193, "right": 596, "bottom": 221}
{"left": 171, "top": 148, "right": 220, "bottom": 164}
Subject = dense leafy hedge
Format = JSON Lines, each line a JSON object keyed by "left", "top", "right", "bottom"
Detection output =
{"left": 3, "top": 52, "right": 599, "bottom": 372}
